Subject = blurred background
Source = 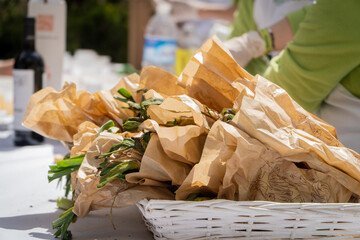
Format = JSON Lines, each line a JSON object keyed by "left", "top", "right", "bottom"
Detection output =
{"left": 1, "top": 0, "right": 129, "bottom": 63}
{"left": 0, "top": 0, "right": 234, "bottom": 138}
{"left": 1, "top": 0, "right": 233, "bottom": 73}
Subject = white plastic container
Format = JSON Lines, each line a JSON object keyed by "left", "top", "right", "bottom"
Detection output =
{"left": 142, "top": 1, "right": 177, "bottom": 74}
{"left": 28, "top": 0, "right": 67, "bottom": 91}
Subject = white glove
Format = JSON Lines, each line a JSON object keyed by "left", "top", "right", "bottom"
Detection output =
{"left": 224, "top": 31, "right": 266, "bottom": 67}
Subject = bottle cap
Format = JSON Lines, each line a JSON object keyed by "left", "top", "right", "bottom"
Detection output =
{"left": 156, "top": 1, "right": 171, "bottom": 15}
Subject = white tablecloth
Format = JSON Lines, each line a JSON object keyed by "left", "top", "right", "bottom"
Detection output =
{"left": 0, "top": 137, "right": 153, "bottom": 239}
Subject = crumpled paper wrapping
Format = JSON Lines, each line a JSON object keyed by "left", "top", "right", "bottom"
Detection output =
{"left": 23, "top": 35, "right": 360, "bottom": 219}
{"left": 73, "top": 85, "right": 211, "bottom": 217}
{"left": 138, "top": 66, "right": 187, "bottom": 98}
{"left": 126, "top": 92, "right": 211, "bottom": 187}
{"left": 175, "top": 36, "right": 360, "bottom": 202}
{"left": 23, "top": 74, "right": 139, "bottom": 142}
{"left": 230, "top": 75, "right": 360, "bottom": 197}
{"left": 70, "top": 121, "right": 99, "bottom": 157}
{"left": 126, "top": 119, "right": 207, "bottom": 187}
{"left": 125, "top": 132, "right": 192, "bottom": 187}
{"left": 73, "top": 132, "right": 174, "bottom": 218}
{"left": 178, "top": 35, "right": 253, "bottom": 113}
{"left": 176, "top": 120, "right": 355, "bottom": 202}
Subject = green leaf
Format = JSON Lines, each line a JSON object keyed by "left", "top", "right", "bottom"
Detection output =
{"left": 117, "top": 174, "right": 126, "bottom": 179}
{"left": 221, "top": 108, "right": 235, "bottom": 116}
{"left": 117, "top": 88, "right": 134, "bottom": 101}
{"left": 98, "top": 120, "right": 115, "bottom": 135}
{"left": 140, "top": 131, "right": 152, "bottom": 151}
{"left": 162, "top": 117, "right": 195, "bottom": 127}
{"left": 140, "top": 98, "right": 163, "bottom": 108}
{"left": 99, "top": 162, "right": 107, "bottom": 169}
{"left": 185, "top": 193, "right": 212, "bottom": 201}
{"left": 99, "top": 161, "right": 121, "bottom": 176}
{"left": 193, "top": 197, "right": 211, "bottom": 201}
{"left": 56, "top": 197, "right": 74, "bottom": 211}
{"left": 95, "top": 138, "right": 135, "bottom": 159}
{"left": 142, "top": 131, "right": 151, "bottom": 143}
{"left": 107, "top": 126, "right": 120, "bottom": 134}
{"left": 48, "top": 168, "right": 76, "bottom": 182}
{"left": 127, "top": 101, "right": 141, "bottom": 110}
{"left": 49, "top": 165, "right": 59, "bottom": 171}
{"left": 97, "top": 160, "right": 139, "bottom": 188}
{"left": 113, "top": 95, "right": 128, "bottom": 103}
{"left": 127, "top": 117, "right": 141, "bottom": 121}
{"left": 221, "top": 108, "right": 235, "bottom": 122}
{"left": 185, "top": 193, "right": 200, "bottom": 201}
{"left": 115, "top": 94, "right": 141, "bottom": 111}
{"left": 52, "top": 207, "right": 77, "bottom": 240}
{"left": 97, "top": 172, "right": 122, "bottom": 188}
{"left": 114, "top": 138, "right": 135, "bottom": 149}
{"left": 63, "top": 153, "right": 70, "bottom": 160}
{"left": 64, "top": 174, "right": 71, "bottom": 198}
{"left": 131, "top": 138, "right": 143, "bottom": 154}
{"left": 56, "top": 154, "right": 85, "bottom": 168}
{"left": 123, "top": 120, "right": 141, "bottom": 132}
{"left": 48, "top": 155, "right": 84, "bottom": 183}
{"left": 136, "top": 87, "right": 147, "bottom": 94}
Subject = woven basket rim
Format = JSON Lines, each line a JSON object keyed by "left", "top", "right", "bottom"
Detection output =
{"left": 139, "top": 198, "right": 360, "bottom": 206}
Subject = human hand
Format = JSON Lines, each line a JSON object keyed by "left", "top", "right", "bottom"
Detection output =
{"left": 224, "top": 31, "right": 266, "bottom": 67}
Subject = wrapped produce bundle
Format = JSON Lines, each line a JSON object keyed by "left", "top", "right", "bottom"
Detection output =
{"left": 175, "top": 37, "right": 360, "bottom": 202}
{"left": 73, "top": 89, "right": 212, "bottom": 218}
{"left": 23, "top": 36, "right": 360, "bottom": 240}
{"left": 23, "top": 62, "right": 223, "bottom": 239}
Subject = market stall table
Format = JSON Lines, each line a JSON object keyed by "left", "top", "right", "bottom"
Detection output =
{"left": 0, "top": 137, "right": 153, "bottom": 239}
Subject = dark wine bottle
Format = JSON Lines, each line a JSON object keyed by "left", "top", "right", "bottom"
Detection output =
{"left": 13, "top": 17, "right": 44, "bottom": 146}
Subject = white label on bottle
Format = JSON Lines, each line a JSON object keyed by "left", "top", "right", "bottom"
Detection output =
{"left": 143, "top": 36, "right": 177, "bottom": 64}
{"left": 13, "top": 69, "right": 34, "bottom": 131}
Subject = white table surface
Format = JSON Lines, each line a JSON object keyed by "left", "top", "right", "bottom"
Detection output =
{"left": 0, "top": 136, "right": 153, "bottom": 240}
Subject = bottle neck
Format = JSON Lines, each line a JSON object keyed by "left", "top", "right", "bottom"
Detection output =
{"left": 23, "top": 35, "right": 35, "bottom": 51}
{"left": 22, "top": 17, "right": 36, "bottom": 51}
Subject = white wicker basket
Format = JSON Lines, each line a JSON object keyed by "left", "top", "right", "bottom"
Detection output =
{"left": 136, "top": 199, "right": 360, "bottom": 239}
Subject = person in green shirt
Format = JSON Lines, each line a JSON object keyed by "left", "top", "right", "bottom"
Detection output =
{"left": 229, "top": 0, "right": 312, "bottom": 75}
{"left": 229, "top": 0, "right": 267, "bottom": 75}
{"left": 225, "top": 0, "right": 360, "bottom": 152}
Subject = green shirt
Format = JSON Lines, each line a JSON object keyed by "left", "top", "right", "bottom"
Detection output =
{"left": 229, "top": 0, "right": 268, "bottom": 75}
{"left": 264, "top": 0, "right": 360, "bottom": 113}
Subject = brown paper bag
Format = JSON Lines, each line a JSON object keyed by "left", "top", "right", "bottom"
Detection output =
{"left": 147, "top": 96, "right": 213, "bottom": 129}
{"left": 126, "top": 116, "right": 207, "bottom": 186}
{"left": 145, "top": 94, "right": 212, "bottom": 163}
{"left": 126, "top": 132, "right": 193, "bottom": 186}
{"left": 23, "top": 77, "right": 137, "bottom": 142}
{"left": 73, "top": 131, "right": 174, "bottom": 218}
{"left": 70, "top": 121, "right": 99, "bottom": 157}
{"left": 176, "top": 120, "right": 356, "bottom": 203}
{"left": 71, "top": 72, "right": 212, "bottom": 215}
{"left": 230, "top": 75, "right": 360, "bottom": 196}
{"left": 125, "top": 90, "right": 212, "bottom": 187}
{"left": 231, "top": 75, "right": 339, "bottom": 145}
{"left": 110, "top": 73, "right": 140, "bottom": 96}
{"left": 176, "top": 35, "right": 360, "bottom": 203}
{"left": 178, "top": 35, "right": 253, "bottom": 112}
{"left": 138, "top": 66, "right": 186, "bottom": 98}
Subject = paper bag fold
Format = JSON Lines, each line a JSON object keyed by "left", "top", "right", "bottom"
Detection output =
{"left": 23, "top": 78, "right": 137, "bottom": 142}
{"left": 73, "top": 132, "right": 174, "bottom": 218}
